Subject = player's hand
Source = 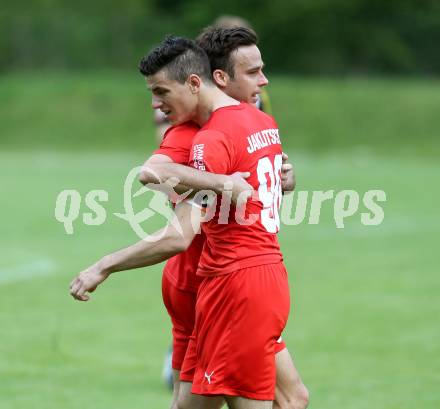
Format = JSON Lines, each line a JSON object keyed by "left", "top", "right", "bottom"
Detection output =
{"left": 281, "top": 153, "right": 296, "bottom": 193}
{"left": 228, "top": 171, "right": 253, "bottom": 205}
{"left": 69, "top": 263, "right": 110, "bottom": 301}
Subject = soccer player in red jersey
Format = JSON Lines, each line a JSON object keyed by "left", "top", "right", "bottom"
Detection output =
{"left": 137, "top": 34, "right": 302, "bottom": 408}
{"left": 142, "top": 29, "right": 307, "bottom": 408}
{"left": 70, "top": 30, "right": 308, "bottom": 409}
{"left": 134, "top": 35, "right": 289, "bottom": 409}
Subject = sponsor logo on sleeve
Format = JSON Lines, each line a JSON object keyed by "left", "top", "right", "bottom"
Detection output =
{"left": 193, "top": 143, "right": 206, "bottom": 170}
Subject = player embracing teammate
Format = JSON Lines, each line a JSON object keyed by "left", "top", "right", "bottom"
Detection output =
{"left": 70, "top": 27, "right": 308, "bottom": 409}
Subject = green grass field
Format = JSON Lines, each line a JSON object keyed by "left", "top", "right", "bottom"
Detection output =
{"left": 1, "top": 74, "right": 439, "bottom": 409}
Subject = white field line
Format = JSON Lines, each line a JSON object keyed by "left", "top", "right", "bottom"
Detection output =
{"left": 0, "top": 259, "right": 56, "bottom": 284}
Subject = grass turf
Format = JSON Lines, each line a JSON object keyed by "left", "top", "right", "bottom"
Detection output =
{"left": 0, "top": 149, "right": 438, "bottom": 409}
{"left": 1, "top": 73, "right": 439, "bottom": 408}
{"left": 1, "top": 72, "right": 439, "bottom": 156}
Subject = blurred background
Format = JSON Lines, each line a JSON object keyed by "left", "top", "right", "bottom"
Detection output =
{"left": 1, "top": 1, "right": 439, "bottom": 409}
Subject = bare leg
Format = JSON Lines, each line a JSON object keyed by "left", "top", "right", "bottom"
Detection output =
{"left": 176, "top": 349, "right": 308, "bottom": 409}
{"left": 226, "top": 396, "right": 272, "bottom": 409}
{"left": 170, "top": 369, "right": 181, "bottom": 409}
{"left": 273, "top": 348, "right": 309, "bottom": 409}
{"left": 177, "top": 381, "right": 225, "bottom": 409}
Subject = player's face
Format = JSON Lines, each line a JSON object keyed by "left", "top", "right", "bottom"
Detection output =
{"left": 147, "top": 70, "right": 197, "bottom": 125}
{"left": 225, "top": 45, "right": 269, "bottom": 104}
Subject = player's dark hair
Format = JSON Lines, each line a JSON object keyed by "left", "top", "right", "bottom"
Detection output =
{"left": 139, "top": 36, "right": 212, "bottom": 84}
{"left": 196, "top": 27, "right": 258, "bottom": 78}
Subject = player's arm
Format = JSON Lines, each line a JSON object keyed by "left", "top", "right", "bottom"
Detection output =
{"left": 69, "top": 202, "right": 200, "bottom": 302}
{"left": 281, "top": 153, "right": 296, "bottom": 193}
{"left": 141, "top": 155, "right": 294, "bottom": 197}
{"left": 140, "top": 153, "right": 195, "bottom": 198}
{"left": 139, "top": 162, "right": 252, "bottom": 204}
{"left": 144, "top": 153, "right": 174, "bottom": 165}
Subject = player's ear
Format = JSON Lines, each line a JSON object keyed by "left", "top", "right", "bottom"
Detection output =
{"left": 188, "top": 74, "right": 202, "bottom": 94}
{"left": 212, "top": 69, "right": 229, "bottom": 88}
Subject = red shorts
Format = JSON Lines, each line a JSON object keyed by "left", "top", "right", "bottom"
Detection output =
{"left": 162, "top": 273, "right": 197, "bottom": 370}
{"left": 180, "top": 262, "right": 290, "bottom": 400}
{"left": 180, "top": 336, "right": 286, "bottom": 383}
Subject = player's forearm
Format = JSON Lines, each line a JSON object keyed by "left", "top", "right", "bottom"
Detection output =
{"left": 98, "top": 227, "right": 187, "bottom": 275}
{"left": 281, "top": 154, "right": 296, "bottom": 193}
{"left": 139, "top": 162, "right": 228, "bottom": 195}
{"left": 281, "top": 168, "right": 295, "bottom": 192}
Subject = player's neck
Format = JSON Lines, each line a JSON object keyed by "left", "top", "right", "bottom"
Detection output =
{"left": 194, "top": 86, "right": 239, "bottom": 126}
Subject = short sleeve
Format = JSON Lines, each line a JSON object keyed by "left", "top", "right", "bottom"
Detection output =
{"left": 154, "top": 123, "right": 198, "bottom": 165}
{"left": 189, "top": 129, "right": 235, "bottom": 174}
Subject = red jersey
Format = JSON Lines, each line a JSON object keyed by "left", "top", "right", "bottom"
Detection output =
{"left": 190, "top": 103, "right": 283, "bottom": 277}
{"left": 154, "top": 122, "right": 204, "bottom": 293}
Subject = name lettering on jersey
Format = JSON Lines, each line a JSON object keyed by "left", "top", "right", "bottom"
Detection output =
{"left": 193, "top": 143, "right": 205, "bottom": 171}
{"left": 246, "top": 128, "right": 281, "bottom": 154}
